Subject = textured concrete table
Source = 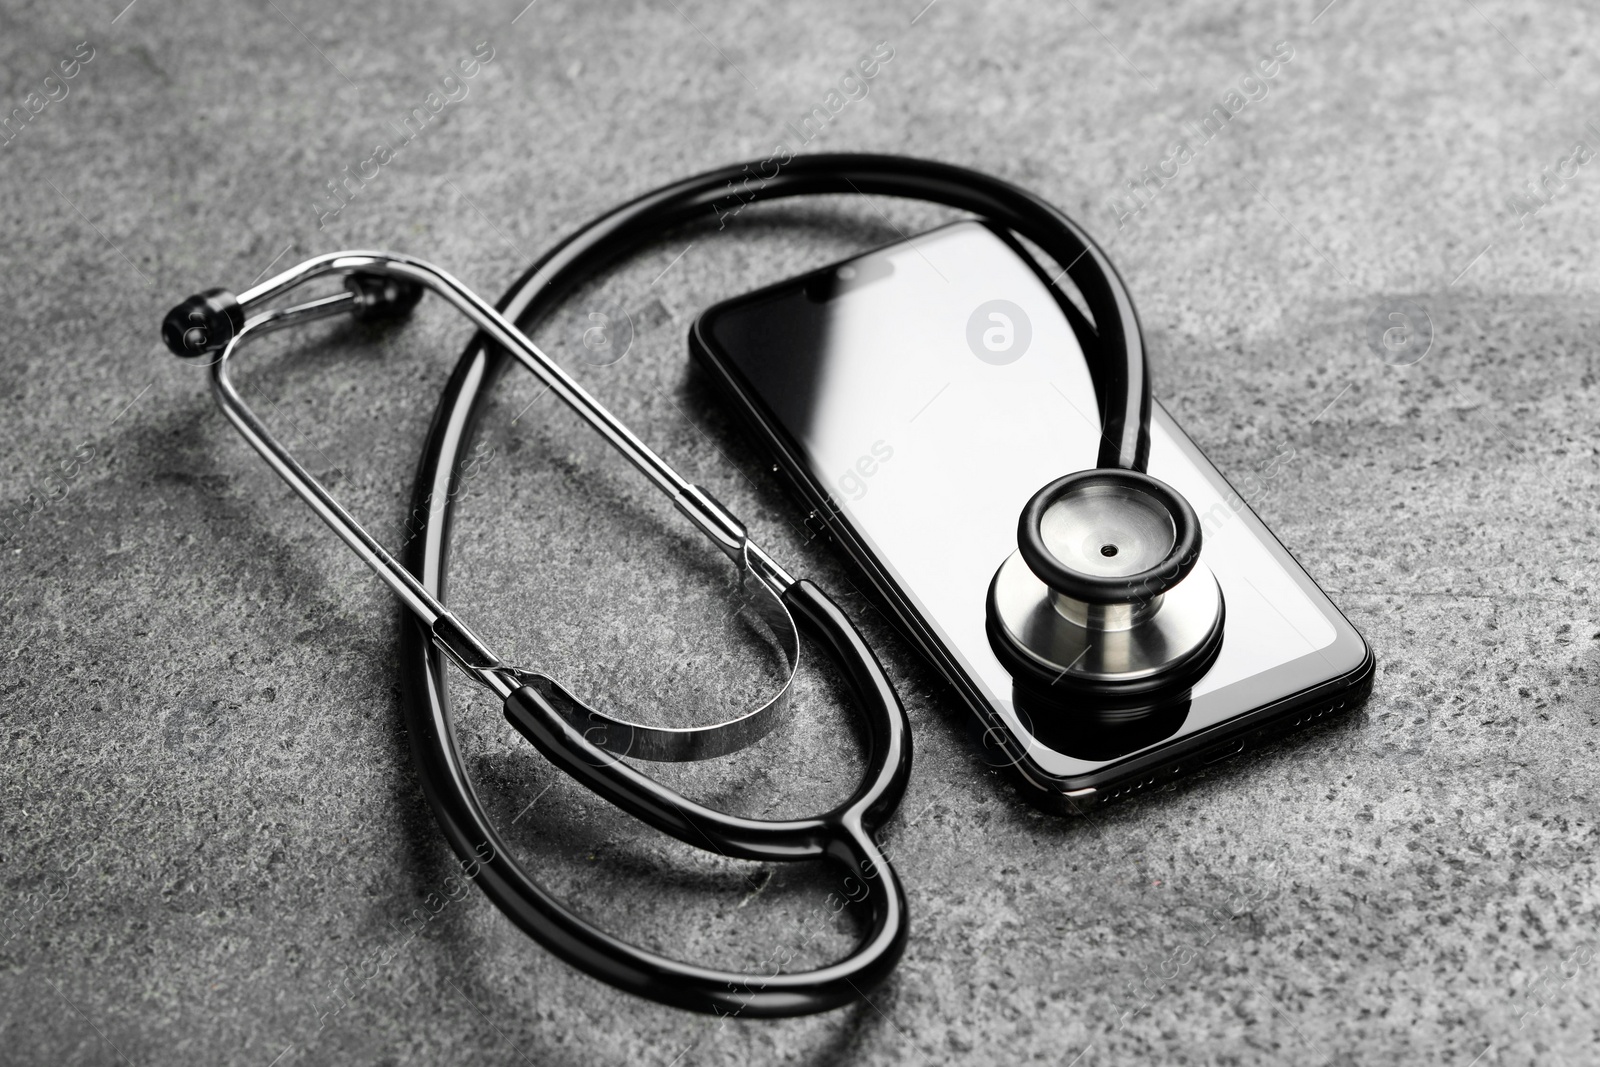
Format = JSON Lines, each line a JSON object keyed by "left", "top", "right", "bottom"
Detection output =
{"left": 2, "top": 1, "right": 1597, "bottom": 1064}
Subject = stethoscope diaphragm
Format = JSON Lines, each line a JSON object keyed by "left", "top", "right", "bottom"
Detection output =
{"left": 986, "top": 469, "right": 1225, "bottom": 700}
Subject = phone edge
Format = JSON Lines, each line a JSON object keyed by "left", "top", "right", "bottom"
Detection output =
{"left": 686, "top": 261, "right": 1375, "bottom": 815}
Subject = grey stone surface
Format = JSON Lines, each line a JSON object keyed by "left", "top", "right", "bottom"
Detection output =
{"left": 2, "top": 1, "right": 1599, "bottom": 1064}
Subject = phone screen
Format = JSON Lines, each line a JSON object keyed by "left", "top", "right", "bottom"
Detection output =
{"left": 700, "top": 221, "right": 1365, "bottom": 781}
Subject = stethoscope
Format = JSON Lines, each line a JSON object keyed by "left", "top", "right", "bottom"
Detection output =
{"left": 162, "top": 154, "right": 1222, "bottom": 1016}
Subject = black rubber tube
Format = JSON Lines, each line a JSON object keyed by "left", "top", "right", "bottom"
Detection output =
{"left": 397, "top": 154, "right": 1147, "bottom": 1016}
{"left": 399, "top": 579, "right": 910, "bottom": 1017}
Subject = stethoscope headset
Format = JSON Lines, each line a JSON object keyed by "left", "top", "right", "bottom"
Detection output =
{"left": 163, "top": 154, "right": 1221, "bottom": 1017}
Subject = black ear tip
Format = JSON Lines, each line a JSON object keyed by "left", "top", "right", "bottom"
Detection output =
{"left": 162, "top": 289, "right": 243, "bottom": 358}
{"left": 345, "top": 272, "right": 424, "bottom": 322}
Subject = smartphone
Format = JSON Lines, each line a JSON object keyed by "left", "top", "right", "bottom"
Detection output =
{"left": 689, "top": 220, "right": 1373, "bottom": 812}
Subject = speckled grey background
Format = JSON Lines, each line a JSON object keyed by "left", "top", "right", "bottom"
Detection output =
{"left": 3, "top": 0, "right": 1599, "bottom": 1064}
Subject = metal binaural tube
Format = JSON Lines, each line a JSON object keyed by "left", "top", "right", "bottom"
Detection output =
{"left": 196, "top": 251, "right": 796, "bottom": 702}
{"left": 210, "top": 318, "right": 442, "bottom": 627}
{"left": 236, "top": 252, "right": 695, "bottom": 506}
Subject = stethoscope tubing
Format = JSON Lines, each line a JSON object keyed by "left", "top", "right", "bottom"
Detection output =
{"left": 399, "top": 154, "right": 1147, "bottom": 1015}
{"left": 402, "top": 582, "right": 910, "bottom": 1016}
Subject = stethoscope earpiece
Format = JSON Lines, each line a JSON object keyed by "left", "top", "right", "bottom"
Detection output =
{"left": 161, "top": 287, "right": 243, "bottom": 360}
{"left": 988, "top": 468, "right": 1224, "bottom": 700}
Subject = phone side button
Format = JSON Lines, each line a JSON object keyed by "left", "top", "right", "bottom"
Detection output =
{"left": 1201, "top": 740, "right": 1245, "bottom": 765}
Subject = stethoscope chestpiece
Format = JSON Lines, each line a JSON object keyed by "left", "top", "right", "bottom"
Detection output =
{"left": 986, "top": 468, "right": 1224, "bottom": 701}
